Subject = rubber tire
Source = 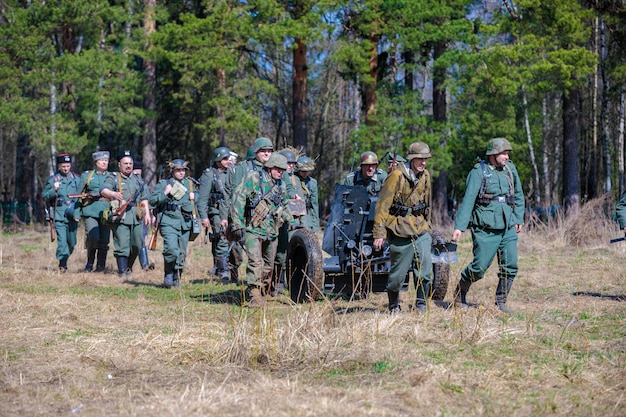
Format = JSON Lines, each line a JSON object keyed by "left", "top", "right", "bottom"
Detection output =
{"left": 287, "top": 228, "right": 324, "bottom": 303}
{"left": 430, "top": 229, "right": 450, "bottom": 301}
{"left": 431, "top": 263, "right": 450, "bottom": 301}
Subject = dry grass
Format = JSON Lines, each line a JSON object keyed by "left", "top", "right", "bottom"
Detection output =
{"left": 1, "top": 204, "right": 625, "bottom": 416}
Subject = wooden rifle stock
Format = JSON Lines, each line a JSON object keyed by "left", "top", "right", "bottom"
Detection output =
{"left": 148, "top": 215, "right": 159, "bottom": 251}
{"left": 48, "top": 209, "right": 56, "bottom": 242}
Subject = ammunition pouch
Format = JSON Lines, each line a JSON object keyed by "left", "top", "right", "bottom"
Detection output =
{"left": 411, "top": 202, "right": 429, "bottom": 217}
{"left": 476, "top": 193, "right": 494, "bottom": 205}
{"left": 102, "top": 200, "right": 126, "bottom": 225}
{"left": 164, "top": 201, "right": 180, "bottom": 212}
{"left": 389, "top": 202, "right": 409, "bottom": 217}
{"left": 251, "top": 199, "right": 270, "bottom": 227}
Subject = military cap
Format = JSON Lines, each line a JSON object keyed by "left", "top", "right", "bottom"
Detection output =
{"left": 485, "top": 138, "right": 512, "bottom": 155}
{"left": 360, "top": 151, "right": 379, "bottom": 165}
{"left": 168, "top": 159, "right": 189, "bottom": 170}
{"left": 296, "top": 155, "right": 315, "bottom": 172}
{"left": 279, "top": 149, "right": 297, "bottom": 163}
{"left": 407, "top": 142, "right": 432, "bottom": 160}
{"left": 133, "top": 160, "right": 143, "bottom": 170}
{"left": 117, "top": 150, "right": 133, "bottom": 161}
{"left": 92, "top": 151, "right": 110, "bottom": 161}
{"left": 265, "top": 153, "right": 288, "bottom": 170}
{"left": 56, "top": 154, "right": 71, "bottom": 165}
{"left": 213, "top": 146, "right": 231, "bottom": 163}
{"left": 252, "top": 137, "right": 274, "bottom": 153}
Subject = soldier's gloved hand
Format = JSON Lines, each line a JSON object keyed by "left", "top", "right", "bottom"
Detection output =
{"left": 232, "top": 228, "right": 246, "bottom": 242}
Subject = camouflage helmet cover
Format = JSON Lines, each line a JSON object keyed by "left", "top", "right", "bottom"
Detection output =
{"left": 279, "top": 149, "right": 297, "bottom": 163}
{"left": 252, "top": 137, "right": 274, "bottom": 153}
{"left": 407, "top": 142, "right": 432, "bottom": 160}
{"left": 485, "top": 137, "right": 513, "bottom": 155}
{"left": 265, "top": 153, "right": 288, "bottom": 170}
{"left": 360, "top": 151, "right": 379, "bottom": 165}
{"left": 296, "top": 155, "right": 315, "bottom": 172}
{"left": 213, "top": 146, "right": 231, "bottom": 162}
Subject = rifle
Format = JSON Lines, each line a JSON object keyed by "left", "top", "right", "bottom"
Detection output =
{"left": 68, "top": 192, "right": 102, "bottom": 200}
{"left": 148, "top": 210, "right": 160, "bottom": 251}
{"left": 114, "top": 178, "right": 147, "bottom": 216}
{"left": 45, "top": 206, "right": 56, "bottom": 242}
{"left": 388, "top": 135, "right": 401, "bottom": 173}
{"left": 610, "top": 236, "right": 626, "bottom": 244}
{"left": 148, "top": 165, "right": 163, "bottom": 251}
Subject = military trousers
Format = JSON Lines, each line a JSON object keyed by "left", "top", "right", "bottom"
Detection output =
{"left": 460, "top": 225, "right": 518, "bottom": 284}
{"left": 83, "top": 216, "right": 110, "bottom": 251}
{"left": 55, "top": 219, "right": 78, "bottom": 262}
{"left": 244, "top": 232, "right": 278, "bottom": 287}
{"left": 274, "top": 222, "right": 289, "bottom": 267}
{"left": 209, "top": 214, "right": 229, "bottom": 263}
{"left": 160, "top": 223, "right": 190, "bottom": 270}
{"left": 110, "top": 222, "right": 143, "bottom": 258}
{"left": 386, "top": 232, "right": 432, "bottom": 293}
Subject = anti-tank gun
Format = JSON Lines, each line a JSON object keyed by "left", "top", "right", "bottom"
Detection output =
{"left": 286, "top": 184, "right": 453, "bottom": 304}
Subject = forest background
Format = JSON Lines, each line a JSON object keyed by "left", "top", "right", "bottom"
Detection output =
{"left": 1, "top": 0, "right": 625, "bottom": 223}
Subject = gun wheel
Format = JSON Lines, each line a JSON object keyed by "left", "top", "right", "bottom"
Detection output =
{"left": 287, "top": 228, "right": 324, "bottom": 303}
{"left": 430, "top": 229, "right": 450, "bottom": 301}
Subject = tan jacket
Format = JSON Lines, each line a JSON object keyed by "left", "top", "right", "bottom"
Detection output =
{"left": 373, "top": 163, "right": 431, "bottom": 239}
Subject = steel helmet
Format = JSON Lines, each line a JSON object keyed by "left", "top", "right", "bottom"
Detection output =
{"left": 252, "top": 137, "right": 274, "bottom": 153}
{"left": 360, "top": 151, "right": 379, "bottom": 165}
{"left": 279, "top": 149, "right": 297, "bottom": 163}
{"left": 245, "top": 146, "right": 255, "bottom": 161}
{"left": 168, "top": 159, "right": 189, "bottom": 170}
{"left": 265, "top": 153, "right": 288, "bottom": 170}
{"left": 296, "top": 156, "right": 315, "bottom": 172}
{"left": 486, "top": 138, "right": 513, "bottom": 155}
{"left": 213, "top": 146, "right": 231, "bottom": 162}
{"left": 407, "top": 142, "right": 432, "bottom": 160}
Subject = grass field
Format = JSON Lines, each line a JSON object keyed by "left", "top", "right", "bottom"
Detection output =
{"left": 1, "top": 204, "right": 625, "bottom": 416}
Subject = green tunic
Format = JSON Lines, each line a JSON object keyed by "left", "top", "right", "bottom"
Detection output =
{"left": 76, "top": 170, "right": 111, "bottom": 251}
{"left": 453, "top": 159, "right": 525, "bottom": 294}
{"left": 42, "top": 171, "right": 80, "bottom": 262}
{"left": 343, "top": 168, "right": 387, "bottom": 196}
{"left": 150, "top": 177, "right": 195, "bottom": 269}
{"left": 100, "top": 172, "right": 149, "bottom": 258}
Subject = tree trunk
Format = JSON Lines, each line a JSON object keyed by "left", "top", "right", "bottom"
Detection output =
{"left": 542, "top": 96, "right": 550, "bottom": 205}
{"left": 432, "top": 40, "right": 448, "bottom": 223}
{"left": 142, "top": 0, "right": 157, "bottom": 187}
{"left": 216, "top": 67, "right": 227, "bottom": 146}
{"left": 522, "top": 87, "right": 540, "bottom": 205}
{"left": 600, "top": 18, "right": 611, "bottom": 194}
{"left": 562, "top": 88, "right": 580, "bottom": 217}
{"left": 619, "top": 89, "right": 625, "bottom": 195}
{"left": 293, "top": 38, "right": 308, "bottom": 152}
{"left": 364, "top": 34, "right": 379, "bottom": 125}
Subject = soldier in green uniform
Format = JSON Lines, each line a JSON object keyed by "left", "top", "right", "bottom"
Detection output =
{"left": 220, "top": 137, "right": 274, "bottom": 282}
{"left": 294, "top": 156, "right": 320, "bottom": 232}
{"left": 373, "top": 142, "right": 433, "bottom": 313}
{"left": 230, "top": 153, "right": 294, "bottom": 307}
{"left": 100, "top": 151, "right": 151, "bottom": 279}
{"left": 451, "top": 138, "right": 525, "bottom": 313}
{"left": 150, "top": 159, "right": 197, "bottom": 288}
{"left": 343, "top": 151, "right": 388, "bottom": 196}
{"left": 197, "top": 146, "right": 233, "bottom": 281}
{"left": 273, "top": 148, "right": 303, "bottom": 292}
{"left": 42, "top": 154, "right": 80, "bottom": 271}
{"left": 75, "top": 151, "right": 111, "bottom": 272}
{"left": 132, "top": 161, "right": 155, "bottom": 271}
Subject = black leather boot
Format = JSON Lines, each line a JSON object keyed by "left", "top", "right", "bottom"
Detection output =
{"left": 116, "top": 256, "right": 128, "bottom": 279}
{"left": 127, "top": 248, "right": 139, "bottom": 274}
{"left": 415, "top": 280, "right": 431, "bottom": 312}
{"left": 59, "top": 258, "right": 68, "bottom": 272}
{"left": 215, "top": 257, "right": 230, "bottom": 282}
{"left": 163, "top": 262, "right": 175, "bottom": 288}
{"left": 173, "top": 270, "right": 182, "bottom": 287}
{"left": 139, "top": 245, "right": 150, "bottom": 270}
{"left": 95, "top": 249, "right": 107, "bottom": 272}
{"left": 495, "top": 276, "right": 514, "bottom": 313}
{"left": 387, "top": 290, "right": 401, "bottom": 313}
{"left": 454, "top": 280, "right": 471, "bottom": 309}
{"left": 84, "top": 249, "right": 96, "bottom": 272}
